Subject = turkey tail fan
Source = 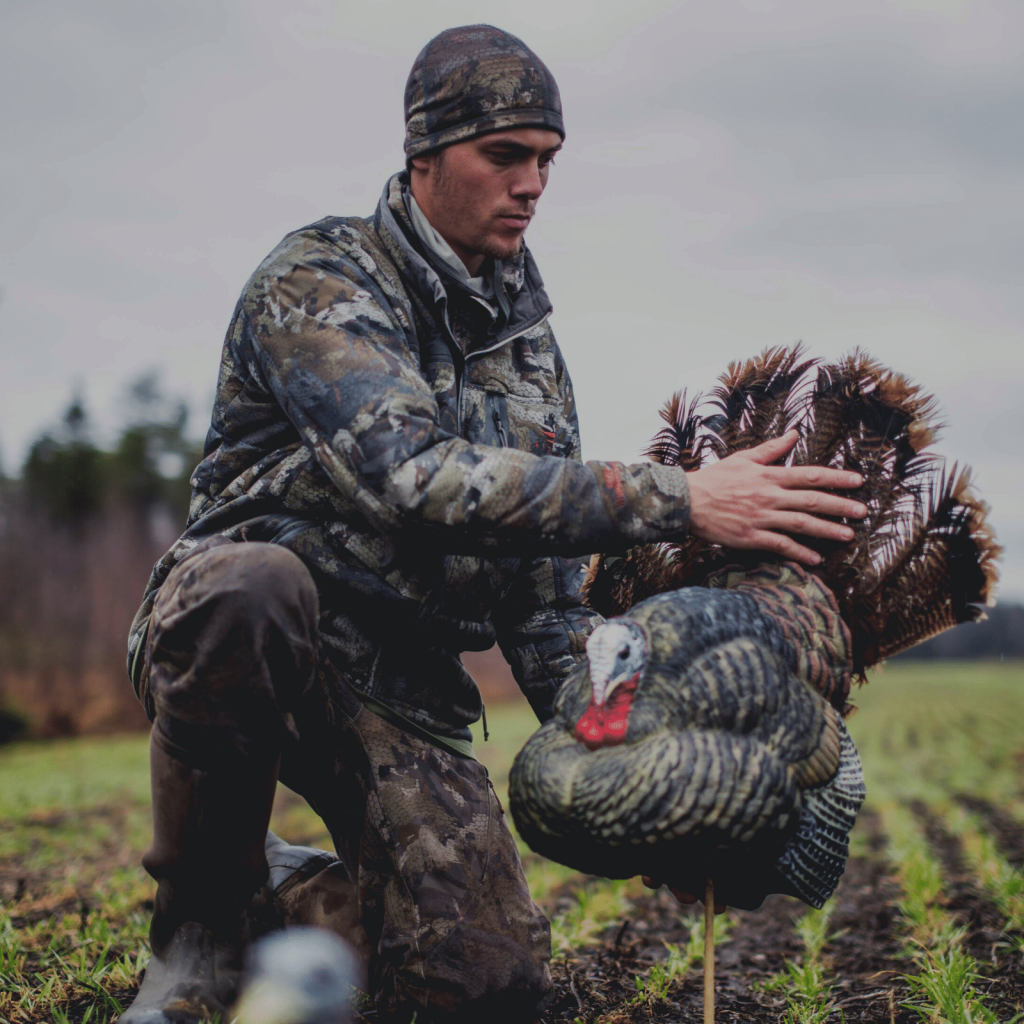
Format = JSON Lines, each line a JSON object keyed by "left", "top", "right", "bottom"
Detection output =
{"left": 583, "top": 344, "right": 1001, "bottom": 668}
{"left": 793, "top": 353, "right": 955, "bottom": 671}
{"left": 586, "top": 348, "right": 820, "bottom": 617}
{"left": 796, "top": 351, "right": 939, "bottom": 477}
{"left": 645, "top": 390, "right": 706, "bottom": 471}
{"left": 639, "top": 347, "right": 820, "bottom": 471}
{"left": 625, "top": 390, "right": 722, "bottom": 607}
{"left": 702, "top": 344, "right": 818, "bottom": 458}
{"left": 846, "top": 465, "right": 1000, "bottom": 671}
{"left": 585, "top": 391, "right": 710, "bottom": 616}
{"left": 581, "top": 540, "right": 739, "bottom": 618}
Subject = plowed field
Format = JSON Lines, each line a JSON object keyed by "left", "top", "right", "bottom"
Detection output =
{"left": 1, "top": 661, "right": 1022, "bottom": 1022}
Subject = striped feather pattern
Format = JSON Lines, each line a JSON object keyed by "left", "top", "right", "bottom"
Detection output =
{"left": 509, "top": 573, "right": 859, "bottom": 909}
{"left": 776, "top": 718, "right": 865, "bottom": 908}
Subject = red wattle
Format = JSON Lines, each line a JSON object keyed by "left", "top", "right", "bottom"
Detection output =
{"left": 574, "top": 701, "right": 605, "bottom": 749}
{"left": 573, "top": 676, "right": 639, "bottom": 750}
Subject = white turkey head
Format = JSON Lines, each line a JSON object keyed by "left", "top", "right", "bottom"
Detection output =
{"left": 574, "top": 621, "right": 647, "bottom": 750}
{"left": 234, "top": 926, "right": 358, "bottom": 1024}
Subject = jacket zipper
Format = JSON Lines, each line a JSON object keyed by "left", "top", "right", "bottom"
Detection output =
{"left": 492, "top": 405, "right": 508, "bottom": 447}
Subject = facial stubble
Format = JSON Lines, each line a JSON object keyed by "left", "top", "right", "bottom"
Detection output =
{"left": 433, "top": 150, "right": 525, "bottom": 263}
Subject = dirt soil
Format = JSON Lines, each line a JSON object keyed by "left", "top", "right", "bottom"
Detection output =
{"left": 912, "top": 801, "right": 1024, "bottom": 1018}
{"left": 957, "top": 794, "right": 1024, "bottom": 868}
{"left": 529, "top": 852, "right": 915, "bottom": 1023}
{"left": 6, "top": 803, "right": 1022, "bottom": 1023}
{"left": 524, "top": 805, "right": 1024, "bottom": 1023}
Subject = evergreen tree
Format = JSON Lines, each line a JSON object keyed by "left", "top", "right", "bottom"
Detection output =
{"left": 23, "top": 397, "right": 106, "bottom": 526}
{"left": 108, "top": 373, "right": 202, "bottom": 522}
{"left": 21, "top": 375, "right": 203, "bottom": 527}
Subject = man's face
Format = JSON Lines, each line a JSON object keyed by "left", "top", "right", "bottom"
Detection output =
{"left": 409, "top": 128, "right": 563, "bottom": 272}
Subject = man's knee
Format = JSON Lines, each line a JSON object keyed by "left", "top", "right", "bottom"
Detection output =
{"left": 153, "top": 542, "right": 317, "bottom": 637}
{"left": 147, "top": 542, "right": 319, "bottom": 759}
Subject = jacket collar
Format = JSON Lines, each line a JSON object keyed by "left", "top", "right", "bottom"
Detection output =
{"left": 375, "top": 172, "right": 552, "bottom": 353}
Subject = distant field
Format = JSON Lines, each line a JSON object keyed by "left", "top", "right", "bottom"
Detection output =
{"left": 1, "top": 661, "right": 1023, "bottom": 1022}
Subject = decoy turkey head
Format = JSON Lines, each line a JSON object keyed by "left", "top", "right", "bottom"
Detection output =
{"left": 574, "top": 621, "right": 647, "bottom": 750}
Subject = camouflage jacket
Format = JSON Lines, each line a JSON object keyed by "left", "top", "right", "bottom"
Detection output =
{"left": 128, "top": 173, "right": 691, "bottom": 741}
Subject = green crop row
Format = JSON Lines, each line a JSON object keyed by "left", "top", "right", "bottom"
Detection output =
{"left": 752, "top": 901, "right": 844, "bottom": 1023}
{"left": 627, "top": 911, "right": 734, "bottom": 1010}
{"left": 943, "top": 802, "right": 1024, "bottom": 936}
{"left": 879, "top": 801, "right": 1007, "bottom": 1024}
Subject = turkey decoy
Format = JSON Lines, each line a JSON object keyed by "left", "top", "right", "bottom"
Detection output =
{"left": 509, "top": 347, "right": 999, "bottom": 910}
{"left": 233, "top": 926, "right": 360, "bottom": 1024}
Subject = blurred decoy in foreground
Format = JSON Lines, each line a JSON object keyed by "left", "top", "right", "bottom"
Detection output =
{"left": 509, "top": 346, "right": 999, "bottom": 910}
{"left": 233, "top": 926, "right": 359, "bottom": 1024}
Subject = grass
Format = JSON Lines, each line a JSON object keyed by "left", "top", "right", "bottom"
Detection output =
{"left": 627, "top": 912, "right": 733, "bottom": 1009}
{"left": 848, "top": 661, "right": 1024, "bottom": 811}
{"left": 0, "top": 735, "right": 151, "bottom": 819}
{"left": 628, "top": 920, "right": 702, "bottom": 1005}
{"left": 1, "top": 659, "right": 1023, "bottom": 1021}
{"left": 550, "top": 879, "right": 633, "bottom": 955}
{"left": 943, "top": 802, "right": 1024, "bottom": 933}
{"left": 777, "top": 902, "right": 841, "bottom": 1024}
{"left": 877, "top": 801, "right": 1002, "bottom": 1023}
{"left": 850, "top": 662, "right": 1024, "bottom": 1021}
{"left": 901, "top": 948, "right": 1005, "bottom": 1024}
{"left": 753, "top": 902, "right": 842, "bottom": 1023}
{"left": 0, "top": 735, "right": 155, "bottom": 1023}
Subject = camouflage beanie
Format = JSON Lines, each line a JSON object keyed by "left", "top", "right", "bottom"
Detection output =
{"left": 404, "top": 25, "right": 564, "bottom": 159}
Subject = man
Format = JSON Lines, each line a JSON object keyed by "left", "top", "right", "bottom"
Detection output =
{"left": 123, "top": 25, "right": 866, "bottom": 1024}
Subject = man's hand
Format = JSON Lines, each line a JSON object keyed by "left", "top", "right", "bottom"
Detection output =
{"left": 641, "top": 876, "right": 726, "bottom": 914}
{"left": 687, "top": 430, "right": 867, "bottom": 566}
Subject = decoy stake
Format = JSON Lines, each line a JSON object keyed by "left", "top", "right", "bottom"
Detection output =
{"left": 704, "top": 878, "right": 714, "bottom": 1024}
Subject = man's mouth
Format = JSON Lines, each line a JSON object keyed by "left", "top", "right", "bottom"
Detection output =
{"left": 497, "top": 213, "right": 531, "bottom": 230}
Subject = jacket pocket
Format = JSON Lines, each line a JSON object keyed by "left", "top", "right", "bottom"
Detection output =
{"left": 505, "top": 393, "right": 562, "bottom": 456}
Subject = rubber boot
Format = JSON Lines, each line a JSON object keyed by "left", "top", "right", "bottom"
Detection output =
{"left": 121, "top": 731, "right": 280, "bottom": 1024}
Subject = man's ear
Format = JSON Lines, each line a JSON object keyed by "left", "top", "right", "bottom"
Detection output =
{"left": 409, "top": 154, "right": 434, "bottom": 176}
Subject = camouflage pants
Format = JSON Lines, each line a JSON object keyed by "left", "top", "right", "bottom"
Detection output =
{"left": 142, "top": 540, "right": 552, "bottom": 1022}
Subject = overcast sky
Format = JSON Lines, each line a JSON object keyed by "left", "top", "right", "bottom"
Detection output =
{"left": 2, "top": 0, "right": 1023, "bottom": 598}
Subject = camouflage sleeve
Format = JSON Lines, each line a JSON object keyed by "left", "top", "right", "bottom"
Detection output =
{"left": 245, "top": 239, "right": 690, "bottom": 555}
{"left": 493, "top": 555, "right": 603, "bottom": 722}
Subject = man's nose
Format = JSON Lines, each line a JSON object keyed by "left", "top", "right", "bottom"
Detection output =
{"left": 510, "top": 160, "right": 545, "bottom": 201}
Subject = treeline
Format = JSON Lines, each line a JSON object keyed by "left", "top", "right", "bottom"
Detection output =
{"left": 895, "top": 602, "right": 1024, "bottom": 660}
{"left": 0, "top": 376, "right": 203, "bottom": 740}
{"left": 0, "top": 376, "right": 1019, "bottom": 742}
